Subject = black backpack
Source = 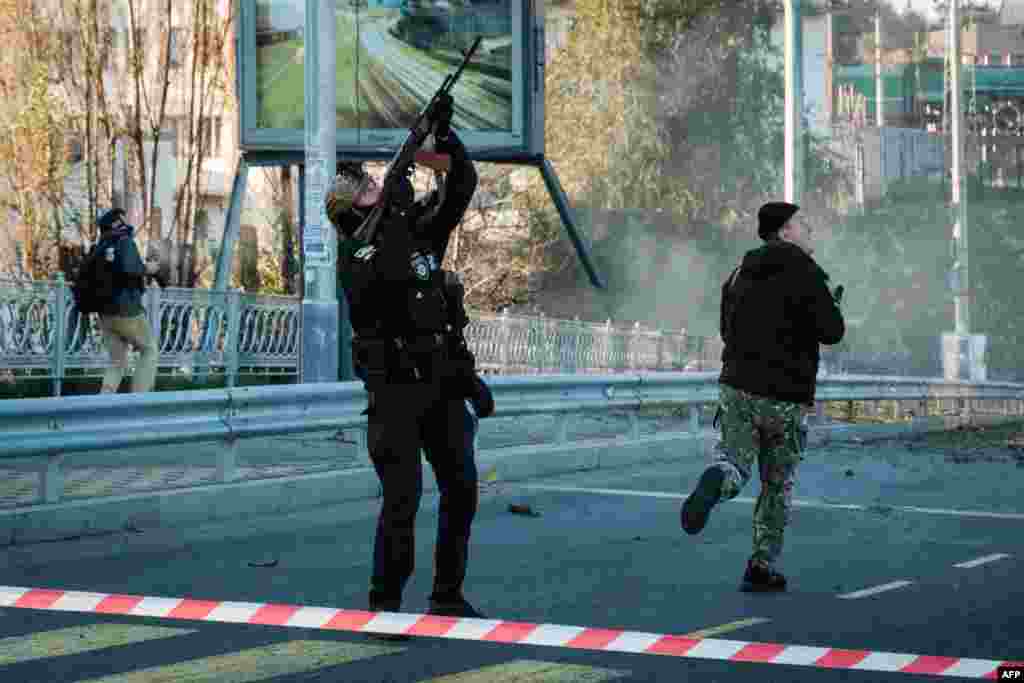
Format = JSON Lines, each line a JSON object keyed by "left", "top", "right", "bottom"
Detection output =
{"left": 72, "top": 240, "right": 115, "bottom": 314}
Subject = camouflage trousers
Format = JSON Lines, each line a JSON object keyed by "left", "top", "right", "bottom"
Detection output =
{"left": 712, "top": 384, "right": 806, "bottom": 566}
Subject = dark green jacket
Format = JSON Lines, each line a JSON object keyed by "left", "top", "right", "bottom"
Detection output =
{"left": 96, "top": 228, "right": 147, "bottom": 317}
{"left": 719, "top": 240, "right": 845, "bottom": 405}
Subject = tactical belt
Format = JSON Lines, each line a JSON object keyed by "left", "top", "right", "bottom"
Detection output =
{"left": 353, "top": 332, "right": 450, "bottom": 351}
{"left": 353, "top": 332, "right": 454, "bottom": 383}
{"left": 396, "top": 332, "right": 449, "bottom": 354}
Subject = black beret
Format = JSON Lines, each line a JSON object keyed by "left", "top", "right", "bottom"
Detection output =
{"left": 757, "top": 202, "right": 799, "bottom": 239}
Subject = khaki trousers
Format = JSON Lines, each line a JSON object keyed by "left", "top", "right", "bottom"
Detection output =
{"left": 98, "top": 313, "right": 159, "bottom": 394}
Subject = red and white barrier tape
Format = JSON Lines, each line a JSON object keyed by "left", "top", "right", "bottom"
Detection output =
{"left": 0, "top": 585, "right": 1018, "bottom": 679}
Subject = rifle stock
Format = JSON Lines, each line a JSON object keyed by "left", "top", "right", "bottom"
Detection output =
{"left": 354, "top": 37, "right": 482, "bottom": 244}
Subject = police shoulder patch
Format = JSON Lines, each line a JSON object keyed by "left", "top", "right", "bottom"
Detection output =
{"left": 353, "top": 245, "right": 376, "bottom": 261}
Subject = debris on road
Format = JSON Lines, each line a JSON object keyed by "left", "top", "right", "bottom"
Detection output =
{"left": 247, "top": 558, "right": 279, "bottom": 568}
{"left": 508, "top": 503, "right": 541, "bottom": 517}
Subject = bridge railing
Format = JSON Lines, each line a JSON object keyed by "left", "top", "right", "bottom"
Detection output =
{"left": 0, "top": 275, "right": 300, "bottom": 394}
{"left": 2, "top": 275, "right": 1006, "bottom": 395}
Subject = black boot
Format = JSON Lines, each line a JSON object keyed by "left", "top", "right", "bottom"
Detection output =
{"left": 427, "top": 593, "right": 486, "bottom": 619}
{"left": 680, "top": 467, "right": 725, "bottom": 535}
{"left": 366, "top": 599, "right": 412, "bottom": 642}
{"left": 740, "top": 560, "right": 787, "bottom": 593}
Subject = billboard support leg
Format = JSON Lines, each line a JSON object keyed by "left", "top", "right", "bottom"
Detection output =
{"left": 197, "top": 155, "right": 249, "bottom": 385}
{"left": 538, "top": 158, "right": 604, "bottom": 290}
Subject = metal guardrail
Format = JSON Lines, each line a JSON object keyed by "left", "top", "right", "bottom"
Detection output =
{"left": 2, "top": 372, "right": 1023, "bottom": 506}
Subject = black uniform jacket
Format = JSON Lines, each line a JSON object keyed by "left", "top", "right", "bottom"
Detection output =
{"left": 718, "top": 240, "right": 845, "bottom": 405}
{"left": 338, "top": 132, "right": 477, "bottom": 343}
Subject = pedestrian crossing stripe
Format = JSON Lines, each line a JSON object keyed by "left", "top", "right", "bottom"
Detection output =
{"left": 0, "top": 624, "right": 192, "bottom": 665}
{"left": 424, "top": 660, "right": 627, "bottom": 682}
{"left": 0, "top": 622, "right": 625, "bottom": 682}
{"left": 74, "top": 639, "right": 400, "bottom": 683}
{"left": 0, "top": 585, "right": 1018, "bottom": 679}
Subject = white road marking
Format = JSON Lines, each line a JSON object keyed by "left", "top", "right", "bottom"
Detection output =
{"left": 837, "top": 581, "right": 914, "bottom": 599}
{"left": 517, "top": 485, "right": 1024, "bottom": 520}
{"left": 953, "top": 553, "right": 1011, "bottom": 569}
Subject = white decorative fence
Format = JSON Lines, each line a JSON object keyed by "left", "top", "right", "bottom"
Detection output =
{"left": 0, "top": 275, "right": 991, "bottom": 395}
{"left": 0, "top": 275, "right": 300, "bottom": 395}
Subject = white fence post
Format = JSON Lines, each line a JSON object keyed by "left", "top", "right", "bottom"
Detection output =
{"left": 52, "top": 272, "right": 67, "bottom": 397}
{"left": 226, "top": 289, "right": 242, "bottom": 388}
{"left": 146, "top": 284, "right": 163, "bottom": 354}
{"left": 499, "top": 309, "right": 510, "bottom": 373}
{"left": 626, "top": 321, "right": 634, "bottom": 370}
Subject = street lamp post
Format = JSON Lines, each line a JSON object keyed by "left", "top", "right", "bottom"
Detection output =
{"left": 784, "top": 0, "right": 805, "bottom": 204}
{"left": 942, "top": 0, "right": 986, "bottom": 381}
{"left": 301, "top": 0, "right": 343, "bottom": 383}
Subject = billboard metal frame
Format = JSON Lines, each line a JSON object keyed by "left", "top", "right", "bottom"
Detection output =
{"left": 237, "top": 0, "right": 542, "bottom": 163}
{"left": 213, "top": 0, "right": 602, "bottom": 339}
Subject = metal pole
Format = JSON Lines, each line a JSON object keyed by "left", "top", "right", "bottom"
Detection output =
{"left": 539, "top": 160, "right": 604, "bottom": 289}
{"left": 301, "top": 0, "right": 340, "bottom": 383}
{"left": 784, "top": 0, "right": 804, "bottom": 203}
{"left": 213, "top": 156, "right": 248, "bottom": 292}
{"left": 950, "top": 0, "right": 969, "bottom": 337}
{"left": 875, "top": 6, "right": 884, "bottom": 128}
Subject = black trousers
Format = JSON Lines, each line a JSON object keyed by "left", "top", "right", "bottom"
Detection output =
{"left": 365, "top": 381, "right": 478, "bottom": 608}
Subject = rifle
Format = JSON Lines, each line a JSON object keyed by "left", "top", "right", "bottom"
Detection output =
{"left": 353, "top": 36, "right": 482, "bottom": 244}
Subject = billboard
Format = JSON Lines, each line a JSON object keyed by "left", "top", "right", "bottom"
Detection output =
{"left": 237, "top": 0, "right": 545, "bottom": 162}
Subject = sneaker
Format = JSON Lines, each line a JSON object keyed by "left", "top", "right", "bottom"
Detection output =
{"left": 680, "top": 467, "right": 725, "bottom": 535}
{"left": 427, "top": 595, "right": 487, "bottom": 619}
{"left": 367, "top": 601, "right": 411, "bottom": 642}
{"left": 740, "top": 561, "right": 787, "bottom": 593}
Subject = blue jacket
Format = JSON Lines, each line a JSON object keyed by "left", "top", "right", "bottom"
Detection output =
{"left": 96, "top": 227, "right": 147, "bottom": 317}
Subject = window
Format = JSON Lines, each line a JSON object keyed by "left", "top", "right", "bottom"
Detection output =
{"left": 168, "top": 28, "right": 184, "bottom": 67}
{"left": 200, "top": 117, "right": 221, "bottom": 159}
{"left": 160, "top": 117, "right": 181, "bottom": 158}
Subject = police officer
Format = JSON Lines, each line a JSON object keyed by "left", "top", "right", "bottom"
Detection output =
{"left": 324, "top": 94, "right": 494, "bottom": 624}
{"left": 680, "top": 202, "right": 845, "bottom": 592}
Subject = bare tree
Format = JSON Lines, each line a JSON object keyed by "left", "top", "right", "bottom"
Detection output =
{"left": 170, "top": 0, "right": 235, "bottom": 287}
{"left": 0, "top": 0, "right": 78, "bottom": 278}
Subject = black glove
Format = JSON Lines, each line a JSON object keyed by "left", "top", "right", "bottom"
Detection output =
{"left": 466, "top": 373, "right": 494, "bottom": 418}
{"left": 431, "top": 93, "right": 454, "bottom": 141}
{"left": 833, "top": 285, "right": 844, "bottom": 305}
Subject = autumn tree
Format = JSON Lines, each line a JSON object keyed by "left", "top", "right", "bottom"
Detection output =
{"left": 0, "top": 0, "right": 236, "bottom": 286}
{"left": 0, "top": 1, "right": 75, "bottom": 278}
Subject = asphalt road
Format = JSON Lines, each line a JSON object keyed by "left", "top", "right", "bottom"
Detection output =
{"left": 0, "top": 433, "right": 1021, "bottom": 682}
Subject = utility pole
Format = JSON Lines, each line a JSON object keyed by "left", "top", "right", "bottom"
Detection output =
{"left": 301, "top": 0, "right": 342, "bottom": 382}
{"left": 943, "top": 0, "right": 985, "bottom": 381}
{"left": 784, "top": 0, "right": 804, "bottom": 203}
{"left": 875, "top": 5, "right": 884, "bottom": 128}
